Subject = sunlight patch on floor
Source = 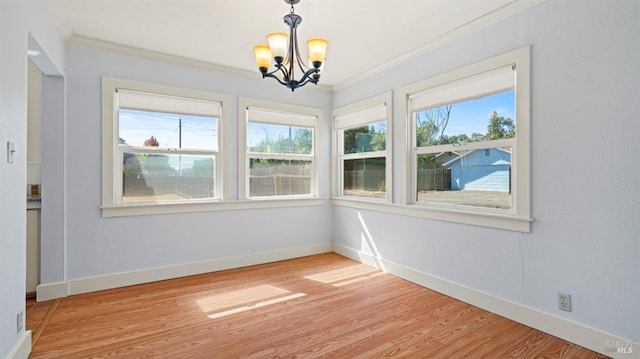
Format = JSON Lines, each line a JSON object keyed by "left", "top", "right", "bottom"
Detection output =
{"left": 332, "top": 272, "right": 385, "bottom": 287}
{"left": 304, "top": 264, "right": 380, "bottom": 286}
{"left": 207, "top": 292, "right": 307, "bottom": 319}
{"left": 196, "top": 284, "right": 306, "bottom": 319}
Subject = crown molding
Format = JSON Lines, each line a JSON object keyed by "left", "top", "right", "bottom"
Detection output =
{"left": 331, "top": 0, "right": 547, "bottom": 91}
{"left": 64, "top": 0, "right": 545, "bottom": 94}
{"left": 67, "top": 33, "right": 253, "bottom": 78}
{"left": 66, "top": 34, "right": 333, "bottom": 93}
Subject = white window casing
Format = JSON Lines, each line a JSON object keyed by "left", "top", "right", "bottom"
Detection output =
{"left": 333, "top": 47, "right": 530, "bottom": 232}
{"left": 239, "top": 97, "right": 322, "bottom": 200}
{"left": 332, "top": 92, "right": 392, "bottom": 202}
{"left": 400, "top": 46, "right": 532, "bottom": 232}
{"left": 101, "top": 77, "right": 229, "bottom": 217}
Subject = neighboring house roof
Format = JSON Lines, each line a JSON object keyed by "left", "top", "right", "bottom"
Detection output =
{"left": 442, "top": 147, "right": 511, "bottom": 167}
{"left": 434, "top": 151, "right": 462, "bottom": 165}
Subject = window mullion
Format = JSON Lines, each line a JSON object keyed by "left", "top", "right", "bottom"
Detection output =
{"left": 415, "top": 138, "right": 516, "bottom": 155}
{"left": 341, "top": 150, "right": 386, "bottom": 161}
{"left": 122, "top": 146, "right": 217, "bottom": 156}
{"left": 248, "top": 152, "right": 313, "bottom": 161}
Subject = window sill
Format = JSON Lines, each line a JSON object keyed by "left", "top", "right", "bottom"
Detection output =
{"left": 331, "top": 198, "right": 532, "bottom": 232}
{"left": 102, "top": 197, "right": 326, "bottom": 218}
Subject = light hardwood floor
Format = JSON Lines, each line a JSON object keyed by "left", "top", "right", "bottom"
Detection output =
{"left": 28, "top": 253, "right": 609, "bottom": 358}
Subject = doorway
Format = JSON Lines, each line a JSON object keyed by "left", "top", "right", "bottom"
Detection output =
{"left": 26, "top": 33, "right": 66, "bottom": 301}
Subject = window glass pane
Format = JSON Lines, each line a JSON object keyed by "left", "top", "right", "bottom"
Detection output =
{"left": 343, "top": 157, "right": 386, "bottom": 198}
{"left": 247, "top": 123, "right": 312, "bottom": 154}
{"left": 417, "top": 147, "right": 512, "bottom": 209}
{"left": 416, "top": 91, "right": 514, "bottom": 147}
{"left": 343, "top": 121, "right": 386, "bottom": 154}
{"left": 119, "top": 109, "right": 218, "bottom": 151}
{"left": 249, "top": 159, "right": 311, "bottom": 197}
{"left": 122, "top": 152, "right": 215, "bottom": 202}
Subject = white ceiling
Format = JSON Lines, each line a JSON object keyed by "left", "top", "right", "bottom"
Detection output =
{"left": 44, "top": 0, "right": 530, "bottom": 88}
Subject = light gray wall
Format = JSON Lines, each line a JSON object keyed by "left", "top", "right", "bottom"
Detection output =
{"left": 3, "top": 1, "right": 638, "bottom": 357}
{"left": 47, "top": 45, "right": 333, "bottom": 281}
{"left": 0, "top": 0, "right": 65, "bottom": 356}
{"left": 40, "top": 74, "right": 66, "bottom": 284}
{"left": 332, "top": 0, "right": 639, "bottom": 343}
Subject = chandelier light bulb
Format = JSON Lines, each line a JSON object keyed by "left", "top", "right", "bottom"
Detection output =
{"left": 253, "top": 45, "right": 272, "bottom": 71}
{"left": 307, "top": 38, "right": 328, "bottom": 66}
{"left": 266, "top": 32, "right": 289, "bottom": 61}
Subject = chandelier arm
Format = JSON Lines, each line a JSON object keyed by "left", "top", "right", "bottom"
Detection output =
{"left": 292, "top": 28, "right": 310, "bottom": 75}
{"left": 277, "top": 63, "right": 291, "bottom": 83}
{"left": 295, "top": 79, "right": 313, "bottom": 89}
{"left": 262, "top": 71, "right": 290, "bottom": 87}
{"left": 261, "top": 64, "right": 291, "bottom": 85}
{"left": 295, "top": 76, "right": 318, "bottom": 89}
{"left": 295, "top": 68, "right": 320, "bottom": 87}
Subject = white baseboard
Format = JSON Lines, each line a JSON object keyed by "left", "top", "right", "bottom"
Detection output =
{"left": 36, "top": 281, "right": 69, "bottom": 301}
{"left": 6, "top": 330, "right": 31, "bottom": 359}
{"left": 332, "top": 243, "right": 638, "bottom": 359}
{"left": 36, "top": 242, "right": 332, "bottom": 301}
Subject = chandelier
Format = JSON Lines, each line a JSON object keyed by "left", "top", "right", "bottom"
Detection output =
{"left": 253, "top": 0, "right": 329, "bottom": 91}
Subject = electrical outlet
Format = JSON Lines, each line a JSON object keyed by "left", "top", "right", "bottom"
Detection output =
{"left": 559, "top": 293, "right": 572, "bottom": 312}
{"left": 17, "top": 311, "right": 23, "bottom": 333}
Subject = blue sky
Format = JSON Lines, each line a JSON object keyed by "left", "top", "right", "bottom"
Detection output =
{"left": 119, "top": 109, "right": 305, "bottom": 151}
{"left": 119, "top": 90, "right": 513, "bottom": 152}
{"left": 119, "top": 109, "right": 218, "bottom": 150}
{"left": 440, "top": 90, "right": 515, "bottom": 137}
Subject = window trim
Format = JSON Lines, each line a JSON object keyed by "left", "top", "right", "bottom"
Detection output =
{"left": 399, "top": 46, "right": 531, "bottom": 232}
{"left": 101, "top": 77, "right": 230, "bottom": 217}
{"left": 332, "top": 92, "right": 392, "bottom": 203}
{"left": 238, "top": 97, "right": 322, "bottom": 200}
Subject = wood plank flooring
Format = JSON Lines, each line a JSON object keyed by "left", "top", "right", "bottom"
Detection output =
{"left": 28, "top": 253, "right": 609, "bottom": 358}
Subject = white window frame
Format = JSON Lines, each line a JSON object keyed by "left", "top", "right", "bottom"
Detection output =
{"left": 332, "top": 92, "right": 392, "bottom": 202}
{"left": 101, "top": 77, "right": 229, "bottom": 217}
{"left": 401, "top": 46, "right": 531, "bottom": 232}
{"left": 239, "top": 97, "right": 322, "bottom": 200}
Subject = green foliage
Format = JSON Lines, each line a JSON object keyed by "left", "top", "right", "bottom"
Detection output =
{"left": 486, "top": 111, "right": 515, "bottom": 140}
{"left": 343, "top": 123, "right": 386, "bottom": 154}
{"left": 416, "top": 108, "right": 515, "bottom": 146}
{"left": 417, "top": 153, "right": 440, "bottom": 169}
{"left": 250, "top": 127, "right": 312, "bottom": 154}
{"left": 292, "top": 128, "right": 312, "bottom": 153}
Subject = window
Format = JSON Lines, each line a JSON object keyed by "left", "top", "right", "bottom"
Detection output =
{"left": 333, "top": 92, "right": 391, "bottom": 201}
{"left": 102, "top": 78, "right": 228, "bottom": 217}
{"left": 402, "top": 46, "right": 531, "bottom": 231}
{"left": 239, "top": 98, "right": 321, "bottom": 199}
